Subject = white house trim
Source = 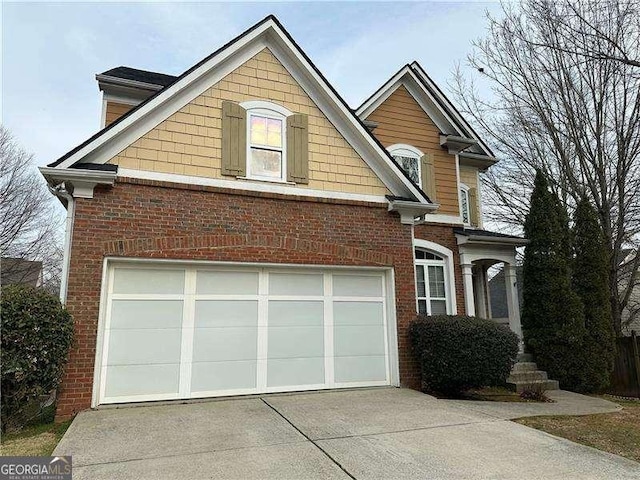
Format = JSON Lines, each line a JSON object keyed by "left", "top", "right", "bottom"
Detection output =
{"left": 117, "top": 168, "right": 389, "bottom": 204}
{"left": 48, "top": 17, "right": 428, "bottom": 203}
{"left": 412, "top": 238, "right": 457, "bottom": 315}
{"left": 240, "top": 100, "right": 293, "bottom": 117}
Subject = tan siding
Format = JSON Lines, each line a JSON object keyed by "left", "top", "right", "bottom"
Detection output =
{"left": 108, "top": 48, "right": 390, "bottom": 197}
{"left": 105, "top": 102, "right": 134, "bottom": 126}
{"left": 367, "top": 86, "right": 459, "bottom": 214}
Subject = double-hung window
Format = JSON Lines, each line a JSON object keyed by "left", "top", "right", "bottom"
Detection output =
{"left": 415, "top": 249, "right": 450, "bottom": 315}
{"left": 247, "top": 109, "right": 286, "bottom": 180}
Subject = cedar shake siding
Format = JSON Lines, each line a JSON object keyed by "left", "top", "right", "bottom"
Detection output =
{"left": 366, "top": 85, "right": 459, "bottom": 215}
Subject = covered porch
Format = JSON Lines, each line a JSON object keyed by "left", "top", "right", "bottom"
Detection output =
{"left": 455, "top": 228, "right": 527, "bottom": 350}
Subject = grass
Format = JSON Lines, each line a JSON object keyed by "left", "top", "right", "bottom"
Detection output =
{"left": 1, "top": 404, "right": 72, "bottom": 457}
{"left": 515, "top": 397, "right": 640, "bottom": 462}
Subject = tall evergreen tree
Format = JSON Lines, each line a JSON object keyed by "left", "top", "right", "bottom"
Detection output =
{"left": 572, "top": 197, "right": 615, "bottom": 392}
{"left": 522, "top": 170, "right": 585, "bottom": 389}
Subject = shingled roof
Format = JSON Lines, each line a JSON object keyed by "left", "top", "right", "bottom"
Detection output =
{"left": 98, "top": 66, "right": 177, "bottom": 88}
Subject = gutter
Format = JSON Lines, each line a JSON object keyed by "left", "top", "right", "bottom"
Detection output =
{"left": 387, "top": 198, "right": 439, "bottom": 225}
{"left": 95, "top": 74, "right": 166, "bottom": 93}
{"left": 48, "top": 183, "right": 75, "bottom": 304}
{"left": 456, "top": 233, "right": 529, "bottom": 247}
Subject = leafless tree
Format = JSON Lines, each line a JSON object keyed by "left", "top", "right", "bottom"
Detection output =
{"left": 451, "top": 0, "right": 640, "bottom": 335}
{"left": 0, "top": 125, "right": 64, "bottom": 291}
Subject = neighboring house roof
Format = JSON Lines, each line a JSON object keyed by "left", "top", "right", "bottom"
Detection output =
{"left": 98, "top": 66, "right": 177, "bottom": 88}
{"left": 45, "top": 15, "right": 430, "bottom": 205}
{"left": 356, "top": 63, "right": 496, "bottom": 169}
{"left": 1, "top": 258, "right": 42, "bottom": 287}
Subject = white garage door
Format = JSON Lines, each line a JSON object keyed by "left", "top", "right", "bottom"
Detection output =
{"left": 96, "top": 263, "right": 396, "bottom": 405}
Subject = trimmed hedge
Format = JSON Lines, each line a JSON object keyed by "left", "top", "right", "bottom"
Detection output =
{"left": 1, "top": 285, "right": 74, "bottom": 431}
{"left": 409, "top": 315, "right": 519, "bottom": 396}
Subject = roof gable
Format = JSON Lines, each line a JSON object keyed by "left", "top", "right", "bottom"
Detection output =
{"left": 356, "top": 64, "right": 494, "bottom": 158}
{"left": 48, "top": 16, "right": 428, "bottom": 203}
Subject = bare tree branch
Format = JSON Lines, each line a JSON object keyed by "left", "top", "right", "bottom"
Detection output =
{"left": 0, "top": 125, "right": 65, "bottom": 292}
{"left": 451, "top": 0, "right": 640, "bottom": 334}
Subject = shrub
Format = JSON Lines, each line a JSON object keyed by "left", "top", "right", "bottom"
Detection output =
{"left": 1, "top": 285, "right": 74, "bottom": 432}
{"left": 409, "top": 315, "right": 520, "bottom": 396}
{"left": 521, "top": 170, "right": 586, "bottom": 390}
{"left": 572, "top": 197, "right": 615, "bottom": 392}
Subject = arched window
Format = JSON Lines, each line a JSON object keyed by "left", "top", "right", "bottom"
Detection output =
{"left": 413, "top": 239, "right": 456, "bottom": 315}
{"left": 459, "top": 183, "right": 470, "bottom": 225}
{"left": 240, "top": 101, "right": 292, "bottom": 181}
{"left": 388, "top": 144, "right": 423, "bottom": 187}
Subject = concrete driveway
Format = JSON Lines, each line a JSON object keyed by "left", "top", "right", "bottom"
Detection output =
{"left": 54, "top": 388, "right": 640, "bottom": 479}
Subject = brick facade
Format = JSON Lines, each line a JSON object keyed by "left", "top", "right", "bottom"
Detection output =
{"left": 57, "top": 179, "right": 466, "bottom": 420}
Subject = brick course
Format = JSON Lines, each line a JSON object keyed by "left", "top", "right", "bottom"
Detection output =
{"left": 57, "top": 179, "right": 465, "bottom": 420}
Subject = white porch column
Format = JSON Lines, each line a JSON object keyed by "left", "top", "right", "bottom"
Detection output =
{"left": 474, "top": 265, "right": 489, "bottom": 319}
{"left": 461, "top": 263, "right": 476, "bottom": 316}
{"left": 505, "top": 264, "right": 524, "bottom": 352}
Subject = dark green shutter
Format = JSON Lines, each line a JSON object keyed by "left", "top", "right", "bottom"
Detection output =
{"left": 286, "top": 114, "right": 309, "bottom": 184}
{"left": 221, "top": 101, "right": 246, "bottom": 176}
{"left": 420, "top": 154, "right": 437, "bottom": 202}
{"left": 468, "top": 187, "right": 479, "bottom": 226}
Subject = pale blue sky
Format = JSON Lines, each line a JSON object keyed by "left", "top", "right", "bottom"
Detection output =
{"left": 2, "top": 1, "right": 501, "bottom": 166}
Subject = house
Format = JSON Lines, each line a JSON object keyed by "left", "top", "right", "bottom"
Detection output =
{"left": 39, "top": 15, "right": 526, "bottom": 420}
{"left": 1, "top": 258, "right": 43, "bottom": 288}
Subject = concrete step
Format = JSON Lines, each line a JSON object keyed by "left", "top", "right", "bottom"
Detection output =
{"left": 511, "top": 362, "right": 538, "bottom": 373}
{"left": 517, "top": 353, "right": 534, "bottom": 362}
{"left": 508, "top": 379, "right": 560, "bottom": 393}
{"left": 508, "top": 371, "right": 548, "bottom": 383}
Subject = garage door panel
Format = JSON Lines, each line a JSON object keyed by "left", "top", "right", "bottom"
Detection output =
{"left": 104, "top": 364, "right": 180, "bottom": 398}
{"left": 113, "top": 268, "right": 185, "bottom": 295}
{"left": 267, "top": 358, "right": 324, "bottom": 387}
{"left": 101, "top": 265, "right": 392, "bottom": 404}
{"left": 268, "top": 327, "right": 324, "bottom": 359}
{"left": 107, "top": 329, "right": 182, "bottom": 365}
{"left": 194, "top": 300, "right": 258, "bottom": 328}
{"left": 334, "top": 302, "right": 384, "bottom": 326}
{"left": 192, "top": 327, "right": 257, "bottom": 362}
{"left": 196, "top": 270, "right": 258, "bottom": 295}
{"left": 333, "top": 275, "right": 382, "bottom": 297}
{"left": 269, "top": 273, "right": 323, "bottom": 296}
{"left": 335, "top": 356, "right": 386, "bottom": 383}
{"left": 110, "top": 300, "right": 183, "bottom": 330}
{"left": 334, "top": 325, "right": 385, "bottom": 357}
{"left": 190, "top": 360, "right": 256, "bottom": 392}
{"left": 268, "top": 301, "right": 323, "bottom": 326}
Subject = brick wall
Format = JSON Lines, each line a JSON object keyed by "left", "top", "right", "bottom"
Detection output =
{"left": 57, "top": 179, "right": 465, "bottom": 419}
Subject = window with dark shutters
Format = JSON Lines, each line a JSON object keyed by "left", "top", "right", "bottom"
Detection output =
{"left": 286, "top": 114, "right": 309, "bottom": 184}
{"left": 221, "top": 101, "right": 247, "bottom": 176}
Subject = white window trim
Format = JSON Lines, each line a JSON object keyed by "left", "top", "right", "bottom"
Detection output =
{"left": 388, "top": 144, "right": 423, "bottom": 188}
{"left": 459, "top": 183, "right": 471, "bottom": 226}
{"left": 241, "top": 101, "right": 293, "bottom": 183}
{"left": 413, "top": 239, "right": 457, "bottom": 315}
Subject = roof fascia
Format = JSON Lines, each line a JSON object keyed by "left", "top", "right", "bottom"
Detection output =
{"left": 410, "top": 62, "right": 495, "bottom": 157}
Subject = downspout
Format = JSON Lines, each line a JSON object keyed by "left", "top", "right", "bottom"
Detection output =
{"left": 49, "top": 183, "right": 75, "bottom": 304}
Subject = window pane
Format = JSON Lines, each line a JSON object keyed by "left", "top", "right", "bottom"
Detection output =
{"left": 250, "top": 116, "right": 267, "bottom": 145}
{"left": 393, "top": 155, "right": 420, "bottom": 185}
{"left": 414, "top": 249, "right": 443, "bottom": 261}
{"left": 266, "top": 118, "right": 282, "bottom": 148}
{"left": 250, "top": 148, "right": 282, "bottom": 178}
{"left": 418, "top": 300, "right": 428, "bottom": 315}
{"left": 430, "top": 300, "right": 447, "bottom": 315}
{"left": 416, "top": 266, "right": 426, "bottom": 297}
{"left": 428, "top": 265, "right": 446, "bottom": 298}
{"left": 460, "top": 189, "right": 470, "bottom": 224}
